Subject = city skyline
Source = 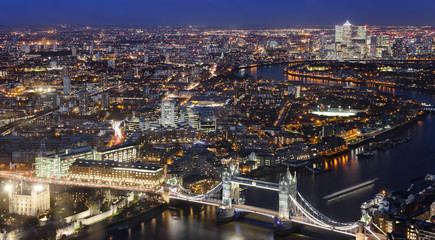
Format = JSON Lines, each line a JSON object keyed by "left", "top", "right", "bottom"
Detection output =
{"left": 1, "top": 0, "right": 435, "bottom": 27}
{"left": 0, "top": 1, "right": 434, "bottom": 238}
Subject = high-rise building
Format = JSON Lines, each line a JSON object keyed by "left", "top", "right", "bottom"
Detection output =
{"left": 335, "top": 26, "right": 343, "bottom": 43}
{"left": 63, "top": 75, "right": 71, "bottom": 95}
{"left": 336, "top": 21, "right": 365, "bottom": 43}
{"left": 342, "top": 21, "right": 352, "bottom": 43}
{"left": 107, "top": 59, "right": 116, "bottom": 68}
{"left": 160, "top": 100, "right": 178, "bottom": 127}
{"left": 356, "top": 26, "right": 367, "bottom": 41}
{"left": 71, "top": 46, "right": 77, "bottom": 56}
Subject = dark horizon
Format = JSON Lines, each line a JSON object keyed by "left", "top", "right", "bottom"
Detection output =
{"left": 2, "top": 0, "right": 435, "bottom": 27}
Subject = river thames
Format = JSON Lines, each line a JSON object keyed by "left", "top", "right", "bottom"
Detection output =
{"left": 108, "top": 64, "right": 435, "bottom": 240}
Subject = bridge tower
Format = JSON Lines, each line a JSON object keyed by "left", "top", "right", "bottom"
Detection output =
{"left": 355, "top": 221, "right": 366, "bottom": 240}
{"left": 218, "top": 162, "right": 239, "bottom": 221}
{"left": 274, "top": 168, "right": 296, "bottom": 235}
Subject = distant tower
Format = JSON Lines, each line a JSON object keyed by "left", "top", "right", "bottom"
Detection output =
{"left": 335, "top": 21, "right": 353, "bottom": 43}
{"left": 102, "top": 92, "right": 109, "bottom": 109}
{"left": 144, "top": 55, "right": 149, "bottom": 64}
{"left": 40, "top": 138, "right": 46, "bottom": 155}
{"left": 342, "top": 20, "right": 352, "bottom": 43}
{"left": 165, "top": 53, "right": 170, "bottom": 63}
{"left": 71, "top": 46, "right": 77, "bottom": 56}
{"left": 107, "top": 59, "right": 116, "bottom": 68}
{"left": 63, "top": 69, "right": 71, "bottom": 95}
{"left": 134, "top": 67, "right": 139, "bottom": 78}
{"left": 160, "top": 100, "right": 178, "bottom": 127}
{"left": 356, "top": 26, "right": 367, "bottom": 40}
{"left": 295, "top": 86, "right": 301, "bottom": 98}
{"left": 144, "top": 85, "right": 150, "bottom": 96}
{"left": 335, "top": 26, "right": 343, "bottom": 43}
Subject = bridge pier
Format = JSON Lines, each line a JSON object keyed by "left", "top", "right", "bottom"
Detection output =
{"left": 216, "top": 207, "right": 238, "bottom": 222}
{"left": 273, "top": 218, "right": 293, "bottom": 235}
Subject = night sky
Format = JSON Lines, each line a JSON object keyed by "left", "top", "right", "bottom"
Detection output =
{"left": 1, "top": 0, "right": 434, "bottom": 26}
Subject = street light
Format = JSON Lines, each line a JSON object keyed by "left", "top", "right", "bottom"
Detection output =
{"left": 4, "top": 184, "right": 12, "bottom": 192}
{"left": 33, "top": 185, "right": 43, "bottom": 192}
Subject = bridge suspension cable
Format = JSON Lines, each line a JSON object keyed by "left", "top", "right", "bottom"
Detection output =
{"left": 289, "top": 194, "right": 358, "bottom": 232}
{"left": 296, "top": 192, "right": 357, "bottom": 226}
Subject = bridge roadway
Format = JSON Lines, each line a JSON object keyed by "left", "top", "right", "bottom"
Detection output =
{"left": 231, "top": 176, "right": 279, "bottom": 191}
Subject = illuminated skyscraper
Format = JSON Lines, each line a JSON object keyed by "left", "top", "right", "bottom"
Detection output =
{"left": 335, "top": 26, "right": 343, "bottom": 43}
{"left": 342, "top": 21, "right": 352, "bottom": 43}
{"left": 71, "top": 46, "right": 77, "bottom": 56}
{"left": 63, "top": 69, "right": 71, "bottom": 95}
{"left": 335, "top": 21, "right": 357, "bottom": 43}
{"left": 107, "top": 59, "right": 116, "bottom": 68}
{"left": 160, "top": 100, "right": 178, "bottom": 127}
{"left": 356, "top": 26, "right": 367, "bottom": 40}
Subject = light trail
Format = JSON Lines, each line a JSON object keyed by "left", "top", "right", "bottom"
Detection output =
{"left": 111, "top": 120, "right": 124, "bottom": 145}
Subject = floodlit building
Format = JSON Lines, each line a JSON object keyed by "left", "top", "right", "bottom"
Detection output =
{"left": 8, "top": 185, "right": 50, "bottom": 216}
{"left": 69, "top": 159, "right": 165, "bottom": 188}
{"left": 35, "top": 146, "right": 95, "bottom": 178}
{"left": 160, "top": 100, "right": 178, "bottom": 127}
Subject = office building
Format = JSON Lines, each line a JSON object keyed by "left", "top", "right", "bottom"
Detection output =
{"left": 63, "top": 75, "right": 71, "bottom": 95}
{"left": 356, "top": 26, "right": 367, "bottom": 40}
{"left": 160, "top": 100, "right": 178, "bottom": 127}
{"left": 97, "top": 143, "right": 138, "bottom": 162}
{"left": 35, "top": 146, "right": 95, "bottom": 178}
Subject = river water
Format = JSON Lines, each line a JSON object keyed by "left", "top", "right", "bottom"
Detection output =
{"left": 110, "top": 64, "right": 435, "bottom": 240}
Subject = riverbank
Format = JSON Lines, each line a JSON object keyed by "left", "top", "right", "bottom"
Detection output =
{"left": 283, "top": 67, "right": 363, "bottom": 84}
{"left": 282, "top": 65, "right": 435, "bottom": 95}
{"left": 348, "top": 111, "right": 427, "bottom": 148}
{"left": 69, "top": 202, "right": 166, "bottom": 240}
{"left": 247, "top": 112, "right": 429, "bottom": 179}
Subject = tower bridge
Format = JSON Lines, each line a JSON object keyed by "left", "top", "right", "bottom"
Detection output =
{"left": 0, "top": 168, "right": 385, "bottom": 239}
{"left": 168, "top": 162, "right": 386, "bottom": 240}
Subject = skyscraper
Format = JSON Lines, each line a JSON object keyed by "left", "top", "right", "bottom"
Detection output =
{"left": 71, "top": 46, "right": 77, "bottom": 56}
{"left": 107, "top": 59, "right": 116, "bottom": 68}
{"left": 356, "top": 26, "right": 367, "bottom": 41}
{"left": 342, "top": 21, "right": 352, "bottom": 43}
{"left": 63, "top": 75, "right": 71, "bottom": 95}
{"left": 335, "top": 26, "right": 343, "bottom": 43}
{"left": 335, "top": 21, "right": 354, "bottom": 43}
{"left": 160, "top": 100, "right": 178, "bottom": 127}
